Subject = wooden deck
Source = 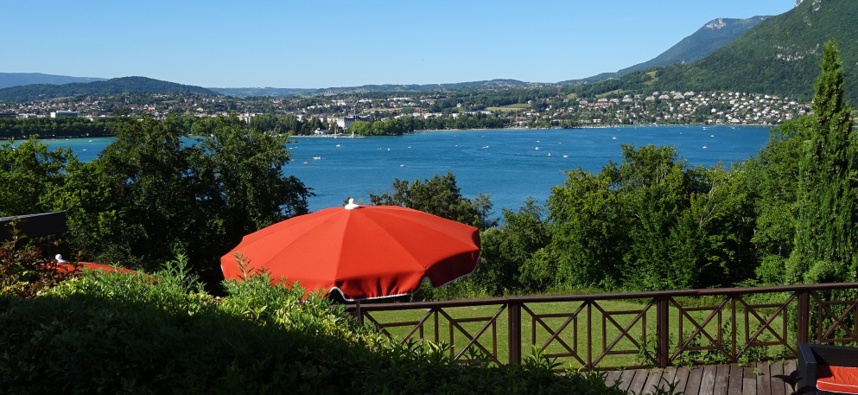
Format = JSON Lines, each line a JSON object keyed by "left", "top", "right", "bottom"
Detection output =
{"left": 604, "top": 360, "right": 797, "bottom": 395}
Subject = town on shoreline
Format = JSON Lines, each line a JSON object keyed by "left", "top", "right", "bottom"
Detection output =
{"left": 1, "top": 89, "right": 809, "bottom": 139}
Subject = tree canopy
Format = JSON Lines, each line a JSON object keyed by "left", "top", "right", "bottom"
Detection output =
{"left": 787, "top": 40, "right": 858, "bottom": 283}
{"left": 3, "top": 115, "right": 310, "bottom": 285}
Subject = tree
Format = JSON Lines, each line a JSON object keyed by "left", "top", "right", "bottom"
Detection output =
{"left": 746, "top": 117, "right": 812, "bottom": 284}
{"left": 477, "top": 198, "right": 549, "bottom": 294}
{"left": 667, "top": 164, "right": 756, "bottom": 288}
{"left": 546, "top": 144, "right": 756, "bottom": 291}
{"left": 787, "top": 40, "right": 858, "bottom": 283}
{"left": 546, "top": 167, "right": 625, "bottom": 289}
{"left": 0, "top": 137, "right": 76, "bottom": 217}
{"left": 369, "top": 172, "right": 480, "bottom": 227}
{"left": 56, "top": 115, "right": 310, "bottom": 284}
{"left": 614, "top": 145, "right": 694, "bottom": 290}
{"left": 472, "top": 193, "right": 498, "bottom": 230}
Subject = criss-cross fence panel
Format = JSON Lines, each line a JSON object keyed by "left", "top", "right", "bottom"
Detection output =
{"left": 348, "top": 283, "right": 858, "bottom": 370}
{"left": 812, "top": 292, "right": 858, "bottom": 344}
{"left": 356, "top": 298, "right": 510, "bottom": 365}
{"left": 668, "top": 292, "right": 796, "bottom": 366}
{"left": 521, "top": 300, "right": 587, "bottom": 366}
{"left": 671, "top": 297, "right": 732, "bottom": 364}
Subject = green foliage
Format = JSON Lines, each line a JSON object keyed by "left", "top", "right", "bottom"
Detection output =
{"left": 472, "top": 199, "right": 550, "bottom": 295}
{"left": 0, "top": 137, "right": 77, "bottom": 216}
{"left": 0, "top": 263, "right": 626, "bottom": 394}
{"left": 0, "top": 117, "right": 116, "bottom": 139}
{"left": 0, "top": 229, "right": 71, "bottom": 298}
{"left": 660, "top": 0, "right": 858, "bottom": 101}
{"left": 369, "top": 171, "right": 483, "bottom": 228}
{"left": 669, "top": 165, "right": 757, "bottom": 286}
{"left": 746, "top": 117, "right": 812, "bottom": 283}
{"left": 349, "top": 118, "right": 412, "bottom": 136}
{"left": 788, "top": 40, "right": 858, "bottom": 283}
{"left": 347, "top": 114, "right": 507, "bottom": 135}
{"left": 54, "top": 115, "right": 310, "bottom": 282}
{"left": 0, "top": 76, "right": 216, "bottom": 102}
{"left": 571, "top": 0, "right": 858, "bottom": 103}
{"left": 546, "top": 145, "right": 756, "bottom": 292}
{"left": 547, "top": 167, "right": 625, "bottom": 289}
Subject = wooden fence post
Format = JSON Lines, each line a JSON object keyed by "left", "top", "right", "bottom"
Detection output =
{"left": 353, "top": 300, "right": 363, "bottom": 325}
{"left": 656, "top": 296, "right": 670, "bottom": 368}
{"left": 508, "top": 300, "right": 521, "bottom": 365}
{"left": 796, "top": 291, "right": 810, "bottom": 344}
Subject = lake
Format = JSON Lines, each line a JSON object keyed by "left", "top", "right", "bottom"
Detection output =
{"left": 39, "top": 125, "right": 772, "bottom": 213}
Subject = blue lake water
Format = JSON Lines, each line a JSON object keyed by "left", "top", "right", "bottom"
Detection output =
{"left": 38, "top": 125, "right": 772, "bottom": 213}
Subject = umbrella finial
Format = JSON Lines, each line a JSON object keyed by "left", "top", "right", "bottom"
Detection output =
{"left": 345, "top": 198, "right": 360, "bottom": 210}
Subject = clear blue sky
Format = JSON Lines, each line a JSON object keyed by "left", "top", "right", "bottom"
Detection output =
{"left": 6, "top": 1, "right": 795, "bottom": 88}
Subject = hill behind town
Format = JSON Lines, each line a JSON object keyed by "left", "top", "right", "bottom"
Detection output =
{"left": 0, "top": 76, "right": 217, "bottom": 102}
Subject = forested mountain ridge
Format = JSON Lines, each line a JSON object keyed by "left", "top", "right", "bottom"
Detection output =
{"left": 0, "top": 74, "right": 540, "bottom": 99}
{"left": 572, "top": 16, "right": 770, "bottom": 83}
{"left": 0, "top": 76, "right": 218, "bottom": 102}
{"left": 650, "top": 0, "right": 858, "bottom": 101}
{"left": 211, "top": 79, "right": 538, "bottom": 98}
{"left": 0, "top": 73, "right": 104, "bottom": 89}
{"left": 620, "top": 17, "right": 769, "bottom": 75}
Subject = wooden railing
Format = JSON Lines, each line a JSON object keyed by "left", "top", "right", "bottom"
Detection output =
{"left": 347, "top": 283, "right": 858, "bottom": 370}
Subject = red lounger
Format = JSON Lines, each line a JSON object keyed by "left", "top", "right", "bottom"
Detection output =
{"left": 799, "top": 343, "right": 858, "bottom": 395}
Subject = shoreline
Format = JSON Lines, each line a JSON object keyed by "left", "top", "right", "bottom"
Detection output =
{"left": 17, "top": 123, "right": 777, "bottom": 142}
{"left": 294, "top": 123, "right": 777, "bottom": 138}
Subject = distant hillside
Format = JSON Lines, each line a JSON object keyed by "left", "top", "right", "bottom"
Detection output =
{"left": 0, "top": 73, "right": 105, "bottom": 89}
{"left": 211, "top": 87, "right": 323, "bottom": 97}
{"left": 211, "top": 79, "right": 536, "bottom": 98}
{"left": 0, "top": 76, "right": 218, "bottom": 102}
{"left": 618, "top": 16, "right": 769, "bottom": 75}
{"left": 651, "top": 0, "right": 858, "bottom": 101}
{"left": 571, "top": 16, "right": 769, "bottom": 83}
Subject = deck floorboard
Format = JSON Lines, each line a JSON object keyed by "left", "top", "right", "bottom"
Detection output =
{"left": 604, "top": 361, "right": 796, "bottom": 394}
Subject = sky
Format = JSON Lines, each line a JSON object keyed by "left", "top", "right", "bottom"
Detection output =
{"left": 6, "top": 1, "right": 796, "bottom": 89}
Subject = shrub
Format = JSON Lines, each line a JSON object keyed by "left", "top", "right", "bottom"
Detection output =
{"left": 0, "top": 258, "right": 626, "bottom": 394}
{"left": 0, "top": 227, "right": 71, "bottom": 298}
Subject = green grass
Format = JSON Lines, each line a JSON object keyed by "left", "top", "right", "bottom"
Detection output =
{"left": 645, "top": 71, "right": 660, "bottom": 86}
{"left": 487, "top": 103, "right": 532, "bottom": 112}
{"left": 596, "top": 90, "right": 629, "bottom": 99}
{"left": 363, "top": 295, "right": 793, "bottom": 369}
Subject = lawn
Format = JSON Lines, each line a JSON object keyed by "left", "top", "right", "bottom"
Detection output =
{"left": 487, "top": 103, "right": 532, "bottom": 112}
{"left": 361, "top": 294, "right": 794, "bottom": 369}
{"left": 596, "top": 90, "right": 629, "bottom": 99}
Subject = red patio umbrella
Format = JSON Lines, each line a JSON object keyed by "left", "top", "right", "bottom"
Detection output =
{"left": 220, "top": 199, "right": 480, "bottom": 301}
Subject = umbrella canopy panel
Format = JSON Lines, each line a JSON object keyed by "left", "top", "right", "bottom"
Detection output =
{"left": 221, "top": 204, "right": 480, "bottom": 301}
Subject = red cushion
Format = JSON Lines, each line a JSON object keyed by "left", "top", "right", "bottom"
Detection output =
{"left": 818, "top": 365, "right": 858, "bottom": 394}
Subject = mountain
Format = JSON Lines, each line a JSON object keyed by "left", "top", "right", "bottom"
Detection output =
{"left": 211, "top": 79, "right": 536, "bottom": 98}
{"left": 211, "top": 87, "right": 324, "bottom": 97}
{"left": 650, "top": 0, "right": 858, "bottom": 101}
{"left": 617, "top": 16, "right": 769, "bottom": 76}
{"left": 571, "top": 16, "right": 769, "bottom": 83}
{"left": 0, "top": 73, "right": 105, "bottom": 89}
{"left": 0, "top": 76, "right": 218, "bottom": 102}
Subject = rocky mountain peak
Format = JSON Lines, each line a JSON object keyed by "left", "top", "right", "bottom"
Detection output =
{"left": 705, "top": 18, "right": 728, "bottom": 30}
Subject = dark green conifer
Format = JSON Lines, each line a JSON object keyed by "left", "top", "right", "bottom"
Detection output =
{"left": 788, "top": 40, "right": 857, "bottom": 283}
